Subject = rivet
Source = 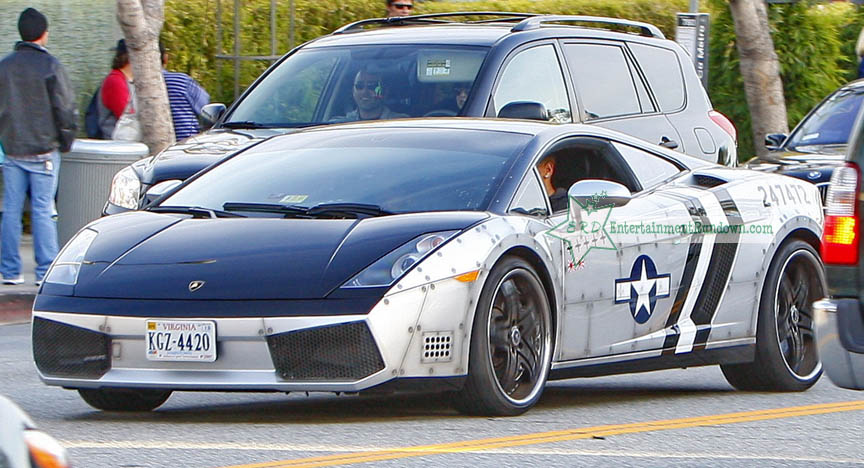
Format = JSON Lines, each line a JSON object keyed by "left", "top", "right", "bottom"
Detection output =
{"left": 457, "top": 238, "right": 462, "bottom": 243}
{"left": 267, "top": 327, "right": 273, "bottom": 333}
{"left": 408, "top": 327, "right": 414, "bottom": 333}
{"left": 451, "top": 268, "right": 457, "bottom": 273}
{"left": 425, "top": 275, "right": 431, "bottom": 281}
{"left": 258, "top": 329, "right": 265, "bottom": 335}
{"left": 437, "top": 252, "right": 443, "bottom": 257}
{"left": 416, "top": 325, "right": 422, "bottom": 331}
{"left": 429, "top": 368, "right": 435, "bottom": 375}
{"left": 430, "top": 284, "right": 436, "bottom": 290}
{"left": 400, "top": 369, "right": 405, "bottom": 375}
{"left": 417, "top": 267, "right": 423, "bottom": 272}
{"left": 421, "top": 286, "right": 427, "bottom": 293}
{"left": 392, "top": 370, "right": 398, "bottom": 375}
{"left": 398, "top": 284, "right": 403, "bottom": 289}
{"left": 105, "top": 327, "right": 111, "bottom": 333}
{"left": 98, "top": 325, "right": 105, "bottom": 331}
{"left": 459, "top": 323, "right": 464, "bottom": 329}
{"left": 383, "top": 298, "right": 390, "bottom": 305}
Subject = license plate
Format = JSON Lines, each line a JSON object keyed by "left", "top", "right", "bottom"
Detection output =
{"left": 146, "top": 320, "right": 217, "bottom": 362}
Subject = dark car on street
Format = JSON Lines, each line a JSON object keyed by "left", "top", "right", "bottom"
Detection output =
{"left": 814, "top": 104, "right": 864, "bottom": 390}
{"left": 749, "top": 79, "right": 864, "bottom": 205}
{"left": 104, "top": 12, "right": 737, "bottom": 214}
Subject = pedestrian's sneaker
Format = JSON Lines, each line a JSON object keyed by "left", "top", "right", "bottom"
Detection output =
{"left": 2, "top": 276, "right": 24, "bottom": 285}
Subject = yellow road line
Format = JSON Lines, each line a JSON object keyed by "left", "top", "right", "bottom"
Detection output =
{"left": 221, "top": 400, "right": 864, "bottom": 468}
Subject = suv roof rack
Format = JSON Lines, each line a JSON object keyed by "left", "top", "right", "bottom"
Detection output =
{"left": 511, "top": 15, "right": 665, "bottom": 39}
{"left": 332, "top": 12, "right": 538, "bottom": 34}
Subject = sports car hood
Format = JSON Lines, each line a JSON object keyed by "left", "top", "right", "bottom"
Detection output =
{"left": 138, "top": 128, "right": 292, "bottom": 185}
{"left": 70, "top": 211, "right": 487, "bottom": 300}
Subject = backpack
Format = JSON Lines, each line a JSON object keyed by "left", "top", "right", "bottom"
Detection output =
{"left": 84, "top": 86, "right": 104, "bottom": 139}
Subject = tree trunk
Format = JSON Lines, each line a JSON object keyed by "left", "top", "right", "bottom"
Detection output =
{"left": 728, "top": 0, "right": 788, "bottom": 158}
{"left": 116, "top": 0, "right": 174, "bottom": 155}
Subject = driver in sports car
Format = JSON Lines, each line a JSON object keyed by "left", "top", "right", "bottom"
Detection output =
{"left": 537, "top": 155, "right": 569, "bottom": 212}
{"left": 339, "top": 69, "right": 408, "bottom": 122}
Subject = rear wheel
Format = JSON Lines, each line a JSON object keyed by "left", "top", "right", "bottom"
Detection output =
{"left": 453, "top": 257, "right": 552, "bottom": 416}
{"left": 721, "top": 240, "right": 824, "bottom": 391}
{"left": 78, "top": 388, "right": 172, "bottom": 411}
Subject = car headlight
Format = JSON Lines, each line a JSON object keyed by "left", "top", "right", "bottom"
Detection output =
{"left": 343, "top": 230, "right": 459, "bottom": 288}
{"left": 44, "top": 229, "right": 97, "bottom": 285}
{"left": 108, "top": 165, "right": 142, "bottom": 210}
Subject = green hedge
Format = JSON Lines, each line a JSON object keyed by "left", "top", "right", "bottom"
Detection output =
{"left": 163, "top": 0, "right": 864, "bottom": 160}
{"left": 707, "top": 0, "right": 862, "bottom": 158}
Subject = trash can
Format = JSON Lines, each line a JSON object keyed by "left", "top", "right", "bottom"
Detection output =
{"left": 57, "top": 139, "right": 149, "bottom": 246}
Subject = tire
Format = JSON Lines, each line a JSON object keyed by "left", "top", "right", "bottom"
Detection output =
{"left": 78, "top": 388, "right": 172, "bottom": 412}
{"left": 721, "top": 239, "right": 824, "bottom": 391}
{"left": 453, "top": 256, "right": 553, "bottom": 416}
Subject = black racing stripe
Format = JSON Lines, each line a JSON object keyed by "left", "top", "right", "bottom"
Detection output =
{"left": 691, "top": 193, "right": 742, "bottom": 350}
{"left": 660, "top": 194, "right": 709, "bottom": 355}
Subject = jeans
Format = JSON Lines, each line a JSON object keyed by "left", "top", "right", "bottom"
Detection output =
{"left": 0, "top": 152, "right": 60, "bottom": 280}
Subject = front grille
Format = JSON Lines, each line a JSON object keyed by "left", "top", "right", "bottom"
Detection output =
{"left": 32, "top": 317, "right": 111, "bottom": 378}
{"left": 817, "top": 183, "right": 829, "bottom": 206}
{"left": 266, "top": 321, "right": 384, "bottom": 381}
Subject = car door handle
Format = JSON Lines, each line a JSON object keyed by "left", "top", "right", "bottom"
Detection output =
{"left": 659, "top": 136, "right": 679, "bottom": 149}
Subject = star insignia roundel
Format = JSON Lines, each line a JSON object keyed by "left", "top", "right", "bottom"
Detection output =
{"left": 614, "top": 255, "right": 671, "bottom": 324}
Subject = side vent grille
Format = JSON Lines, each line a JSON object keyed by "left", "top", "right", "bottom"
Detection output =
{"left": 266, "top": 321, "right": 384, "bottom": 381}
{"left": 32, "top": 317, "right": 111, "bottom": 378}
{"left": 693, "top": 174, "right": 728, "bottom": 188}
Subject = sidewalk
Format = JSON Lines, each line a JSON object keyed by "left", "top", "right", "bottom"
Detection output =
{"left": 0, "top": 234, "right": 39, "bottom": 325}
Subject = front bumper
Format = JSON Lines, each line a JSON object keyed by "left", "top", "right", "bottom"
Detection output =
{"left": 32, "top": 277, "right": 477, "bottom": 393}
{"left": 813, "top": 298, "right": 864, "bottom": 390}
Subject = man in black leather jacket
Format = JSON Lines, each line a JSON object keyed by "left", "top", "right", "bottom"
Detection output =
{"left": 0, "top": 8, "right": 77, "bottom": 286}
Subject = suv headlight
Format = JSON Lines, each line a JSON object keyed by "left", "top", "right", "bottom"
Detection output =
{"left": 108, "top": 165, "right": 142, "bottom": 210}
{"left": 342, "top": 230, "right": 459, "bottom": 288}
{"left": 45, "top": 229, "right": 97, "bottom": 285}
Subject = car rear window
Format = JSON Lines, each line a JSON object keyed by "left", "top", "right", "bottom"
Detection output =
{"left": 628, "top": 43, "right": 686, "bottom": 113}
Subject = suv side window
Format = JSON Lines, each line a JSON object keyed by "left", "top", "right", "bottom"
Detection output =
{"left": 493, "top": 44, "right": 572, "bottom": 123}
{"left": 628, "top": 43, "right": 686, "bottom": 112}
{"left": 612, "top": 142, "right": 682, "bottom": 188}
{"left": 562, "top": 43, "right": 651, "bottom": 120}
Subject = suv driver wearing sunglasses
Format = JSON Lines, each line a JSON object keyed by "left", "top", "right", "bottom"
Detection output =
{"left": 386, "top": 0, "right": 413, "bottom": 17}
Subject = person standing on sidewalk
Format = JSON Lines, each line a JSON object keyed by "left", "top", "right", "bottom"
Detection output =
{"left": 0, "top": 8, "right": 77, "bottom": 286}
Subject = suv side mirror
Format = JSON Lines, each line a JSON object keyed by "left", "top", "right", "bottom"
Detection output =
{"left": 497, "top": 101, "right": 547, "bottom": 121}
{"left": 200, "top": 103, "right": 227, "bottom": 129}
{"left": 765, "top": 133, "right": 787, "bottom": 150}
{"left": 568, "top": 179, "right": 631, "bottom": 208}
{"left": 144, "top": 179, "right": 182, "bottom": 206}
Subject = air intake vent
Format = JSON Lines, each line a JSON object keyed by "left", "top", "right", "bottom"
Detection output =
{"left": 32, "top": 317, "right": 111, "bottom": 378}
{"left": 266, "top": 321, "right": 384, "bottom": 381}
{"left": 693, "top": 174, "right": 727, "bottom": 188}
{"left": 422, "top": 331, "right": 453, "bottom": 363}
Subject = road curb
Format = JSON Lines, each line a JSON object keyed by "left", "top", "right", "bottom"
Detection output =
{"left": 0, "top": 293, "right": 34, "bottom": 325}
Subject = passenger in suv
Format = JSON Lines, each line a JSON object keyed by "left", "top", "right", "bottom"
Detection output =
{"left": 105, "top": 13, "right": 737, "bottom": 214}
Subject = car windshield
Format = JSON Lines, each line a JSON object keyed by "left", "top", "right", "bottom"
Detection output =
{"left": 161, "top": 128, "right": 530, "bottom": 214}
{"left": 784, "top": 88, "right": 864, "bottom": 154}
{"left": 223, "top": 45, "right": 489, "bottom": 128}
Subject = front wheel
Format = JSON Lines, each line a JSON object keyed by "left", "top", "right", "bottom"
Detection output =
{"left": 78, "top": 388, "right": 172, "bottom": 412}
{"left": 721, "top": 240, "right": 824, "bottom": 391}
{"left": 453, "top": 256, "right": 553, "bottom": 416}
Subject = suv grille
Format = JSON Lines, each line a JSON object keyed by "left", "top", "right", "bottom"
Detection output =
{"left": 32, "top": 317, "right": 111, "bottom": 378}
{"left": 266, "top": 321, "right": 385, "bottom": 381}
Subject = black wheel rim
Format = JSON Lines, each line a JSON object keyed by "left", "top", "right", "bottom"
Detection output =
{"left": 487, "top": 268, "right": 551, "bottom": 404}
{"left": 774, "top": 249, "right": 823, "bottom": 380}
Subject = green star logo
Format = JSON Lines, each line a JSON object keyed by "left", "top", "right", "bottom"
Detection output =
{"left": 545, "top": 191, "right": 617, "bottom": 268}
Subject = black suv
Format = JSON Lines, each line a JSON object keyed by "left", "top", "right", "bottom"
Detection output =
{"left": 105, "top": 13, "right": 737, "bottom": 213}
{"left": 814, "top": 105, "right": 864, "bottom": 390}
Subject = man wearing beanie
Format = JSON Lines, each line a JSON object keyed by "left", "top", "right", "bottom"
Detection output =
{"left": 0, "top": 8, "right": 77, "bottom": 286}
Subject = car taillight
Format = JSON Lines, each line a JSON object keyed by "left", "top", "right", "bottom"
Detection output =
{"left": 822, "top": 163, "right": 860, "bottom": 265}
{"left": 709, "top": 110, "right": 737, "bottom": 143}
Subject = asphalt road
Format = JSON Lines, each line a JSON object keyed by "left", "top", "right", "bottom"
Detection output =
{"left": 3, "top": 322, "right": 863, "bottom": 468}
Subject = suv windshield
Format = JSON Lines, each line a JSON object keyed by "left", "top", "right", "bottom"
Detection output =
{"left": 162, "top": 128, "right": 529, "bottom": 214}
{"left": 785, "top": 88, "right": 864, "bottom": 154}
{"left": 224, "top": 45, "right": 489, "bottom": 127}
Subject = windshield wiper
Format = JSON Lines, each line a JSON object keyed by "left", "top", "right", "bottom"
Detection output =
{"left": 150, "top": 205, "right": 244, "bottom": 218}
{"left": 222, "top": 202, "right": 309, "bottom": 216}
{"left": 220, "top": 121, "right": 272, "bottom": 129}
{"left": 306, "top": 203, "right": 393, "bottom": 218}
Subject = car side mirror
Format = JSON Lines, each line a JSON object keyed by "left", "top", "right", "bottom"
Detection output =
{"left": 144, "top": 179, "right": 182, "bottom": 206}
{"left": 765, "top": 133, "right": 787, "bottom": 150}
{"left": 497, "top": 101, "right": 547, "bottom": 121}
{"left": 568, "top": 179, "right": 631, "bottom": 208}
{"left": 200, "top": 103, "right": 227, "bottom": 129}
